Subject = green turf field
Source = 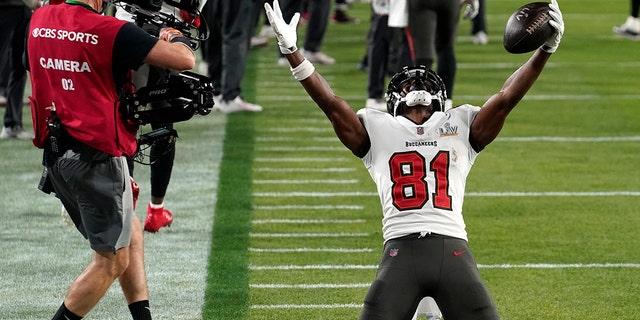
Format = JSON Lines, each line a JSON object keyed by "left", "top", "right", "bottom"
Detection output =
{"left": 2, "top": 0, "right": 639, "bottom": 319}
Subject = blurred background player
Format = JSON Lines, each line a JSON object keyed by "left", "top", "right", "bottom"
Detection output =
{"left": 201, "top": 0, "right": 264, "bottom": 113}
{"left": 405, "top": 0, "right": 479, "bottom": 110}
{"left": 0, "top": 0, "right": 39, "bottom": 140}
{"left": 115, "top": 0, "right": 207, "bottom": 232}
{"left": 470, "top": 0, "right": 488, "bottom": 45}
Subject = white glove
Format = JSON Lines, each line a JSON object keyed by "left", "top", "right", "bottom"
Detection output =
{"left": 460, "top": 0, "right": 479, "bottom": 20}
{"left": 541, "top": 0, "right": 565, "bottom": 53}
{"left": 264, "top": 0, "right": 300, "bottom": 55}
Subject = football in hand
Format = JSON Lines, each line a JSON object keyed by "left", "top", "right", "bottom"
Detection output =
{"left": 503, "top": 2, "right": 554, "bottom": 54}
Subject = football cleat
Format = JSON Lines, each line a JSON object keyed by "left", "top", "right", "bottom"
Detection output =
{"left": 144, "top": 203, "right": 173, "bottom": 233}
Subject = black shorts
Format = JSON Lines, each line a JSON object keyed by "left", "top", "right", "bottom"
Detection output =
{"left": 49, "top": 149, "right": 134, "bottom": 254}
{"left": 359, "top": 233, "right": 500, "bottom": 320}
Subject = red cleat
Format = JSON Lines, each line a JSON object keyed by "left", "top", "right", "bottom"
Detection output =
{"left": 144, "top": 204, "right": 173, "bottom": 233}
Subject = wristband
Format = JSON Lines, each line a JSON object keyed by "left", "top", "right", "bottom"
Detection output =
{"left": 160, "top": 28, "right": 183, "bottom": 42}
{"left": 290, "top": 59, "right": 315, "bottom": 81}
{"left": 170, "top": 36, "right": 194, "bottom": 51}
{"left": 540, "top": 44, "right": 557, "bottom": 54}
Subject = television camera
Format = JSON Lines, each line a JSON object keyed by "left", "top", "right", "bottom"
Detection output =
{"left": 113, "top": 0, "right": 216, "bottom": 164}
{"left": 112, "top": 0, "right": 209, "bottom": 50}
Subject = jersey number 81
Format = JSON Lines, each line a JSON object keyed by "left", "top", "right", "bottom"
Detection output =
{"left": 388, "top": 151, "right": 453, "bottom": 211}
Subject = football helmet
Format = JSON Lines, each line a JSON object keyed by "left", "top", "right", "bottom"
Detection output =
{"left": 385, "top": 65, "right": 447, "bottom": 116}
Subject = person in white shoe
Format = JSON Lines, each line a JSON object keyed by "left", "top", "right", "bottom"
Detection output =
{"left": 405, "top": 0, "right": 479, "bottom": 111}
{"left": 276, "top": 0, "right": 335, "bottom": 65}
{"left": 614, "top": 0, "right": 640, "bottom": 39}
{"left": 201, "top": 0, "right": 264, "bottom": 113}
{"left": 365, "top": 0, "right": 412, "bottom": 111}
{"left": 0, "top": 0, "right": 39, "bottom": 140}
{"left": 265, "top": 0, "right": 564, "bottom": 318}
{"left": 470, "top": 0, "right": 488, "bottom": 45}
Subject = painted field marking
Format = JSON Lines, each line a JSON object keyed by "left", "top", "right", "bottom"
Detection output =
{"left": 257, "top": 136, "right": 339, "bottom": 142}
{"left": 250, "top": 233, "right": 369, "bottom": 238}
{"left": 254, "top": 179, "right": 358, "bottom": 184}
{"left": 249, "top": 248, "right": 374, "bottom": 253}
{"left": 254, "top": 157, "right": 350, "bottom": 162}
{"left": 253, "top": 205, "right": 363, "bottom": 210}
{"left": 251, "top": 303, "right": 363, "bottom": 309}
{"left": 497, "top": 136, "right": 640, "bottom": 142}
{"left": 251, "top": 283, "right": 370, "bottom": 289}
{"left": 255, "top": 167, "right": 356, "bottom": 172}
{"left": 257, "top": 94, "right": 640, "bottom": 102}
{"left": 249, "top": 263, "right": 640, "bottom": 270}
{"left": 253, "top": 191, "right": 640, "bottom": 197}
{"left": 257, "top": 146, "right": 347, "bottom": 152}
{"left": 252, "top": 219, "right": 366, "bottom": 224}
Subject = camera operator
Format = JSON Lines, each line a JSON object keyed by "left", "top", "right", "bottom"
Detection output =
{"left": 115, "top": 0, "right": 206, "bottom": 233}
{"left": 25, "top": 0, "right": 195, "bottom": 318}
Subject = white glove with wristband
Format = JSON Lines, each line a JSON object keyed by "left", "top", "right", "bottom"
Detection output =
{"left": 541, "top": 0, "right": 564, "bottom": 53}
{"left": 264, "top": 0, "right": 300, "bottom": 55}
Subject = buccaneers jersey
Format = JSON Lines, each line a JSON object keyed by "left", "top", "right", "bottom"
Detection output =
{"left": 357, "top": 105, "right": 481, "bottom": 242}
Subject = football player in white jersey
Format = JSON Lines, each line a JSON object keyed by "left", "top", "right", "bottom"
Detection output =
{"left": 265, "top": 1, "right": 564, "bottom": 319}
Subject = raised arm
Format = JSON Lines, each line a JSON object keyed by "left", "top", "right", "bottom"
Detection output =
{"left": 470, "top": 0, "right": 564, "bottom": 150}
{"left": 264, "top": 0, "right": 370, "bottom": 156}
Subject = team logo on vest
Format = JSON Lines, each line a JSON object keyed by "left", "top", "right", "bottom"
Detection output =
{"left": 438, "top": 122, "right": 459, "bottom": 137}
{"left": 32, "top": 27, "right": 99, "bottom": 45}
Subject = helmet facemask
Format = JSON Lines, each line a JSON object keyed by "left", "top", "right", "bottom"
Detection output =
{"left": 385, "top": 66, "right": 447, "bottom": 116}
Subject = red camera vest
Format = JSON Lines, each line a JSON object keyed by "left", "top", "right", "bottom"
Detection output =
{"left": 28, "top": 3, "right": 138, "bottom": 157}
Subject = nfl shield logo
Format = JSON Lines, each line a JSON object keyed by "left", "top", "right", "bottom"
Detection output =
{"left": 416, "top": 127, "right": 424, "bottom": 135}
{"left": 390, "top": 248, "right": 399, "bottom": 257}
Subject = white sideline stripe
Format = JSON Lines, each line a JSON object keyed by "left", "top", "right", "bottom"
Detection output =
{"left": 252, "top": 219, "right": 366, "bottom": 224}
{"left": 254, "top": 157, "right": 349, "bottom": 162}
{"left": 497, "top": 136, "right": 640, "bottom": 142}
{"left": 250, "top": 233, "right": 369, "bottom": 238}
{"left": 251, "top": 283, "right": 370, "bottom": 289}
{"left": 249, "top": 263, "right": 640, "bottom": 270}
{"left": 255, "top": 167, "right": 355, "bottom": 172}
{"left": 254, "top": 191, "right": 640, "bottom": 197}
{"left": 251, "top": 303, "right": 362, "bottom": 309}
{"left": 253, "top": 205, "right": 363, "bottom": 210}
{"left": 254, "top": 192, "right": 376, "bottom": 197}
{"left": 461, "top": 94, "right": 640, "bottom": 101}
{"left": 261, "top": 127, "right": 334, "bottom": 132}
{"left": 467, "top": 191, "right": 640, "bottom": 197}
{"left": 258, "top": 94, "right": 640, "bottom": 102}
{"left": 457, "top": 61, "right": 640, "bottom": 69}
{"left": 257, "top": 136, "right": 339, "bottom": 142}
{"left": 254, "top": 179, "right": 358, "bottom": 184}
{"left": 257, "top": 136, "right": 640, "bottom": 143}
{"left": 249, "top": 247, "right": 374, "bottom": 253}
{"left": 257, "top": 146, "right": 346, "bottom": 151}
{"left": 479, "top": 263, "right": 640, "bottom": 269}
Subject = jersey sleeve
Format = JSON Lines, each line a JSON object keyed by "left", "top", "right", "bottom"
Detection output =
{"left": 113, "top": 22, "right": 159, "bottom": 72}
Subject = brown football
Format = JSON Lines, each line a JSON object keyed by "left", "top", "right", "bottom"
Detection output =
{"left": 503, "top": 2, "right": 554, "bottom": 54}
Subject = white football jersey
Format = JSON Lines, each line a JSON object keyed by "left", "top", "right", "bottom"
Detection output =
{"left": 357, "top": 105, "right": 481, "bottom": 242}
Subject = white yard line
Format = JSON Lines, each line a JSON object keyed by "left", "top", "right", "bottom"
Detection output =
{"left": 253, "top": 191, "right": 640, "bottom": 197}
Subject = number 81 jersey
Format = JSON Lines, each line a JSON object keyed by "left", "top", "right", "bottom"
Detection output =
{"left": 357, "top": 105, "right": 481, "bottom": 243}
